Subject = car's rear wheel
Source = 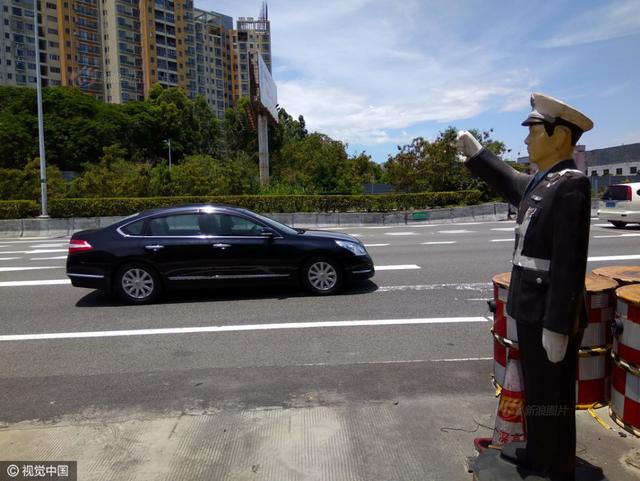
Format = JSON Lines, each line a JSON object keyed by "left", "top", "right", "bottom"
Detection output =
{"left": 115, "top": 263, "right": 161, "bottom": 304}
{"left": 302, "top": 257, "right": 342, "bottom": 295}
{"left": 611, "top": 221, "right": 627, "bottom": 228}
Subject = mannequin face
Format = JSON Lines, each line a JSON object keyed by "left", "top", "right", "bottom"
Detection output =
{"left": 524, "top": 124, "right": 571, "bottom": 172}
{"left": 525, "top": 124, "right": 553, "bottom": 167}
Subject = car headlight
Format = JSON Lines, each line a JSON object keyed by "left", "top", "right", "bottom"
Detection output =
{"left": 335, "top": 240, "right": 367, "bottom": 256}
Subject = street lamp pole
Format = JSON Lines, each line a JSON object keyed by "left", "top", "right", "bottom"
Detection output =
{"left": 166, "top": 138, "right": 172, "bottom": 170}
{"left": 33, "top": 0, "right": 48, "bottom": 217}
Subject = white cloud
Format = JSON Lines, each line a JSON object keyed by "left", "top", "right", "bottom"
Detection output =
{"left": 541, "top": 0, "right": 640, "bottom": 48}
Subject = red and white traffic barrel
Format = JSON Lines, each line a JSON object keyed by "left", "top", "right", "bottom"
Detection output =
{"left": 492, "top": 348, "right": 526, "bottom": 446}
{"left": 575, "top": 274, "right": 618, "bottom": 408}
{"left": 593, "top": 265, "right": 640, "bottom": 287}
{"left": 610, "top": 284, "right": 640, "bottom": 435}
{"left": 491, "top": 273, "right": 518, "bottom": 388}
{"left": 490, "top": 273, "right": 617, "bottom": 408}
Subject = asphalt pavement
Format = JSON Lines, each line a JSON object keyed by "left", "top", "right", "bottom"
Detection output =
{"left": 1, "top": 219, "right": 639, "bottom": 480}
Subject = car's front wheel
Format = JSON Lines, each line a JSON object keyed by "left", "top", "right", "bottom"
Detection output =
{"left": 301, "top": 257, "right": 342, "bottom": 295}
{"left": 611, "top": 221, "right": 627, "bottom": 228}
{"left": 115, "top": 263, "right": 162, "bottom": 304}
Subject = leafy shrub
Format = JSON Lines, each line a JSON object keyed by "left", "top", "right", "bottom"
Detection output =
{"left": 0, "top": 200, "right": 40, "bottom": 219}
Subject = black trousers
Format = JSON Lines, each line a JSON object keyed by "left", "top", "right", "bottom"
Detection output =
{"left": 516, "top": 322, "right": 582, "bottom": 481}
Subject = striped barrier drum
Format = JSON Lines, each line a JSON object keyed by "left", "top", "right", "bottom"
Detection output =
{"left": 610, "top": 284, "right": 640, "bottom": 435}
{"left": 575, "top": 274, "right": 618, "bottom": 408}
{"left": 593, "top": 265, "right": 640, "bottom": 287}
{"left": 491, "top": 272, "right": 617, "bottom": 408}
{"left": 491, "top": 273, "right": 518, "bottom": 387}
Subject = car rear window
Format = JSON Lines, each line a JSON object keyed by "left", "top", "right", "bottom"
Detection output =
{"left": 602, "top": 185, "right": 630, "bottom": 201}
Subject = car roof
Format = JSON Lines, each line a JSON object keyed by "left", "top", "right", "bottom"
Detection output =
{"left": 137, "top": 204, "right": 241, "bottom": 217}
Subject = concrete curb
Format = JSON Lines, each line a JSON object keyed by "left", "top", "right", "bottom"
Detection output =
{"left": 0, "top": 201, "right": 598, "bottom": 238}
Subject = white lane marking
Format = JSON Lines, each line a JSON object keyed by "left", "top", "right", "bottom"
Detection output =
{"left": 298, "top": 357, "right": 493, "bottom": 367}
{"left": 324, "top": 221, "right": 515, "bottom": 231}
{"left": 0, "top": 317, "right": 490, "bottom": 342}
{"left": 30, "top": 243, "right": 69, "bottom": 248}
{"left": 377, "top": 283, "right": 491, "bottom": 292}
{"left": 364, "top": 243, "right": 390, "bottom": 247}
{"left": 491, "top": 238, "right": 513, "bottom": 243}
{"left": 0, "top": 266, "right": 63, "bottom": 272}
{"left": 385, "top": 232, "right": 417, "bottom": 236}
{"left": 0, "top": 279, "right": 71, "bottom": 287}
{"left": 491, "top": 227, "right": 515, "bottom": 232}
{"left": 376, "top": 264, "right": 421, "bottom": 271}
{"left": 437, "top": 230, "right": 474, "bottom": 234}
{"left": 588, "top": 255, "right": 640, "bottom": 262}
{"left": 0, "top": 249, "right": 68, "bottom": 254}
{"left": 593, "top": 234, "right": 640, "bottom": 239}
{"left": 421, "top": 241, "right": 456, "bottom": 245}
{"left": 0, "top": 257, "right": 20, "bottom": 261}
{"left": 350, "top": 234, "right": 362, "bottom": 237}
{"left": 0, "top": 237, "right": 68, "bottom": 243}
{"left": 29, "top": 256, "right": 68, "bottom": 260}
{"left": 432, "top": 357, "right": 493, "bottom": 362}
{"left": 592, "top": 223, "right": 614, "bottom": 227}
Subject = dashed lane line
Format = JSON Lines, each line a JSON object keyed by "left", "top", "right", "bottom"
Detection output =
{"left": 0, "top": 249, "right": 68, "bottom": 254}
{"left": 588, "top": 254, "right": 640, "bottom": 262}
{"left": 0, "top": 266, "right": 63, "bottom": 272}
{"left": 29, "top": 256, "right": 68, "bottom": 260}
{"left": 0, "top": 257, "right": 21, "bottom": 261}
{"left": 421, "top": 241, "right": 456, "bottom": 245}
{"left": 0, "top": 279, "right": 71, "bottom": 287}
{"left": 0, "top": 316, "right": 490, "bottom": 342}
{"left": 375, "top": 265, "right": 421, "bottom": 271}
{"left": 593, "top": 234, "right": 640, "bottom": 239}
{"left": 385, "top": 232, "right": 417, "bottom": 236}
{"left": 491, "top": 239, "right": 513, "bottom": 243}
{"left": 437, "top": 230, "right": 475, "bottom": 234}
{"left": 364, "top": 243, "right": 390, "bottom": 247}
{"left": 491, "top": 227, "right": 515, "bottom": 232}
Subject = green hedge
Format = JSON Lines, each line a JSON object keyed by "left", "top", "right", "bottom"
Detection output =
{"left": 0, "top": 200, "right": 40, "bottom": 219}
{"left": 0, "top": 191, "right": 482, "bottom": 219}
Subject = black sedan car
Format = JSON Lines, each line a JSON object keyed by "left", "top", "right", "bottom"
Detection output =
{"left": 67, "top": 204, "right": 375, "bottom": 304}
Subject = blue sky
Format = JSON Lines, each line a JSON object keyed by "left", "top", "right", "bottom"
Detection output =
{"left": 197, "top": 0, "right": 640, "bottom": 163}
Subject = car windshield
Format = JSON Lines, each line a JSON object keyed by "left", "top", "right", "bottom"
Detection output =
{"left": 247, "top": 211, "right": 299, "bottom": 235}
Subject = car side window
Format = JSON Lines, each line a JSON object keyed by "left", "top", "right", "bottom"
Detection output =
{"left": 148, "top": 214, "right": 203, "bottom": 237}
{"left": 121, "top": 219, "right": 146, "bottom": 236}
{"left": 211, "top": 214, "right": 262, "bottom": 236}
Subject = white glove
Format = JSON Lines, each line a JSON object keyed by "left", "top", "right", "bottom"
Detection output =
{"left": 455, "top": 131, "right": 482, "bottom": 160}
{"left": 542, "top": 328, "right": 569, "bottom": 363}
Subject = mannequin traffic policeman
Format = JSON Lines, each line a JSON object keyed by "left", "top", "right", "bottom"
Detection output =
{"left": 456, "top": 93, "right": 593, "bottom": 480}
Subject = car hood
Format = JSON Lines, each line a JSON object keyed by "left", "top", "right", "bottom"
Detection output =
{"left": 298, "top": 230, "right": 362, "bottom": 244}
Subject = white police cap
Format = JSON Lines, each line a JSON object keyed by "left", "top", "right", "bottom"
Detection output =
{"left": 521, "top": 93, "right": 593, "bottom": 134}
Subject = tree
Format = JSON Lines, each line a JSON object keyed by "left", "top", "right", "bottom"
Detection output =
{"left": 384, "top": 127, "right": 509, "bottom": 196}
{"left": 0, "top": 158, "right": 67, "bottom": 200}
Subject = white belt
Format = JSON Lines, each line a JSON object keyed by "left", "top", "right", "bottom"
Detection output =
{"left": 512, "top": 254, "right": 550, "bottom": 272}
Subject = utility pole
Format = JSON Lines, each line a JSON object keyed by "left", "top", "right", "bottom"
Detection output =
{"left": 34, "top": 0, "right": 48, "bottom": 217}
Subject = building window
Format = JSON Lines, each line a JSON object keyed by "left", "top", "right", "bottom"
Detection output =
{"left": 616, "top": 168, "right": 623, "bottom": 175}
{"left": 631, "top": 167, "right": 638, "bottom": 174}
{"left": 603, "top": 169, "right": 610, "bottom": 175}
{"left": 591, "top": 170, "right": 597, "bottom": 176}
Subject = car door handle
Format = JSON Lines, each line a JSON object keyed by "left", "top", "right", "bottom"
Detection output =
{"left": 144, "top": 244, "right": 165, "bottom": 251}
{"left": 212, "top": 243, "right": 231, "bottom": 250}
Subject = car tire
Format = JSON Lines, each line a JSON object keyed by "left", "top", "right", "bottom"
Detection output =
{"left": 611, "top": 221, "right": 627, "bottom": 228}
{"left": 114, "top": 263, "right": 162, "bottom": 304}
{"left": 301, "top": 257, "right": 343, "bottom": 295}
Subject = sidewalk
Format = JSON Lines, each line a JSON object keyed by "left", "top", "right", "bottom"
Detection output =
{"left": 0, "top": 394, "right": 637, "bottom": 481}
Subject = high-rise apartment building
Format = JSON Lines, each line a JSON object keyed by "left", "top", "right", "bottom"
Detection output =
{"left": 193, "top": 9, "right": 231, "bottom": 118}
{"left": 1, "top": 0, "right": 62, "bottom": 89}
{"left": 58, "top": 0, "right": 104, "bottom": 98}
{"left": 231, "top": 7, "right": 271, "bottom": 106}
{"left": 0, "top": 1, "right": 272, "bottom": 119}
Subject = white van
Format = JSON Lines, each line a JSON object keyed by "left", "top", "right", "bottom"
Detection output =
{"left": 598, "top": 182, "right": 640, "bottom": 228}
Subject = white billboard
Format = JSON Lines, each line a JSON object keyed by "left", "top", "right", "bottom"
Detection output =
{"left": 258, "top": 55, "right": 278, "bottom": 122}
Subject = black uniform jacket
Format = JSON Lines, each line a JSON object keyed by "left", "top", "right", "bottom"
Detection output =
{"left": 467, "top": 148, "right": 590, "bottom": 335}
